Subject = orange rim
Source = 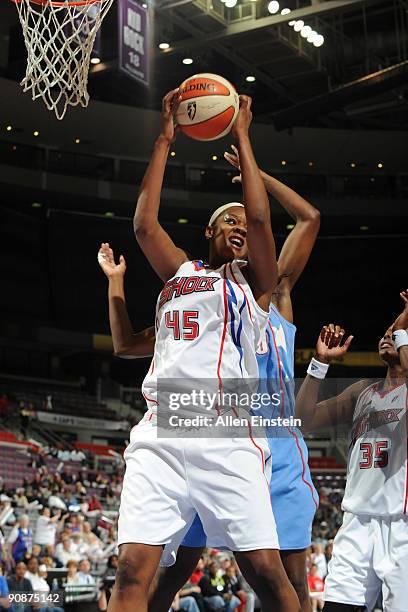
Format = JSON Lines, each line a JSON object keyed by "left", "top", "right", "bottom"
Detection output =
{"left": 12, "top": 0, "right": 107, "bottom": 6}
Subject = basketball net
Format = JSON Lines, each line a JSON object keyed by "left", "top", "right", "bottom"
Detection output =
{"left": 13, "top": 0, "right": 114, "bottom": 120}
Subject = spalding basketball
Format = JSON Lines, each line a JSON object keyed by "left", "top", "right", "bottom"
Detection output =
{"left": 175, "top": 73, "right": 239, "bottom": 141}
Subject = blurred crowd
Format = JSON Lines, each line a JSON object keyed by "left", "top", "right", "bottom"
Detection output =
{"left": 0, "top": 469, "right": 344, "bottom": 612}
{"left": 0, "top": 445, "right": 123, "bottom": 612}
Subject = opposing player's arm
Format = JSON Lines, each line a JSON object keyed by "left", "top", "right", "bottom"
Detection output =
{"left": 296, "top": 324, "right": 356, "bottom": 433}
{"left": 97, "top": 243, "right": 155, "bottom": 359}
{"left": 233, "top": 97, "right": 278, "bottom": 311}
{"left": 134, "top": 90, "right": 188, "bottom": 283}
{"left": 224, "top": 145, "right": 320, "bottom": 322}
{"left": 392, "top": 289, "right": 408, "bottom": 376}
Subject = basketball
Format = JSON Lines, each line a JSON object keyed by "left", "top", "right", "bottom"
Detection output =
{"left": 175, "top": 73, "right": 239, "bottom": 141}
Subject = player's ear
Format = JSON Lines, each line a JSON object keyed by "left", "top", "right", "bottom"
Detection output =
{"left": 205, "top": 225, "right": 214, "bottom": 240}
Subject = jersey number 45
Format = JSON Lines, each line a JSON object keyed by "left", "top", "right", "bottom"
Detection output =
{"left": 165, "top": 310, "right": 199, "bottom": 340}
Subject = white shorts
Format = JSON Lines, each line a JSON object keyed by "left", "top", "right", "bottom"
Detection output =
{"left": 118, "top": 415, "right": 279, "bottom": 565}
{"left": 324, "top": 511, "right": 408, "bottom": 612}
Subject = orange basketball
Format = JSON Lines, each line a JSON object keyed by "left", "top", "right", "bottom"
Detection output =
{"left": 175, "top": 73, "right": 239, "bottom": 141}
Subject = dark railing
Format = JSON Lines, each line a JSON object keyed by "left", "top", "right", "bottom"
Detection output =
{"left": 1, "top": 139, "right": 407, "bottom": 199}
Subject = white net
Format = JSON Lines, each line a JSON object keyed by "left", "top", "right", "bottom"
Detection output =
{"left": 14, "top": 0, "right": 114, "bottom": 120}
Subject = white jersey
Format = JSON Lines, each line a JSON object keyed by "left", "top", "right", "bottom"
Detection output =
{"left": 342, "top": 381, "right": 408, "bottom": 516}
{"left": 142, "top": 259, "right": 269, "bottom": 412}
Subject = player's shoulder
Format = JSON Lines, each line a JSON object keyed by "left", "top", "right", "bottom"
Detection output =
{"left": 342, "top": 378, "right": 377, "bottom": 402}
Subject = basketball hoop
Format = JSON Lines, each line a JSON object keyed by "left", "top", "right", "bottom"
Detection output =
{"left": 12, "top": 0, "right": 115, "bottom": 120}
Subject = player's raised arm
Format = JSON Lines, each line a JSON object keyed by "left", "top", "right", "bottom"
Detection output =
{"left": 98, "top": 243, "right": 155, "bottom": 359}
{"left": 134, "top": 90, "right": 188, "bottom": 282}
{"left": 233, "top": 96, "right": 278, "bottom": 312}
{"left": 392, "top": 289, "right": 408, "bottom": 375}
{"left": 224, "top": 145, "right": 320, "bottom": 321}
{"left": 295, "top": 324, "right": 358, "bottom": 433}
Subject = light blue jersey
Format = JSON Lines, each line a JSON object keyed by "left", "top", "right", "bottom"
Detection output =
{"left": 182, "top": 304, "right": 318, "bottom": 551}
{"left": 258, "top": 304, "right": 318, "bottom": 550}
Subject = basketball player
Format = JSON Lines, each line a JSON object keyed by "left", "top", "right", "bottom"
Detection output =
{"left": 98, "top": 144, "right": 320, "bottom": 611}
{"left": 104, "top": 90, "right": 300, "bottom": 612}
{"left": 296, "top": 290, "right": 408, "bottom": 612}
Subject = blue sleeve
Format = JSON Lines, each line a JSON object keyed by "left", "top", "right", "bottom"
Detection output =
{"left": 0, "top": 575, "right": 9, "bottom": 597}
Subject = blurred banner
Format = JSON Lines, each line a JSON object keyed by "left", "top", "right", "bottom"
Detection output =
{"left": 118, "top": 0, "right": 149, "bottom": 85}
{"left": 36, "top": 411, "right": 128, "bottom": 431}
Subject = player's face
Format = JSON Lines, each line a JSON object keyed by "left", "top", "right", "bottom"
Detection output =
{"left": 378, "top": 326, "right": 399, "bottom": 364}
{"left": 207, "top": 206, "right": 248, "bottom": 262}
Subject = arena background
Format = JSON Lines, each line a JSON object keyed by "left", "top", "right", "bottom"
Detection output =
{"left": 0, "top": 0, "right": 407, "bottom": 610}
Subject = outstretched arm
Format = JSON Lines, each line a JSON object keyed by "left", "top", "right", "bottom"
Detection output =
{"left": 224, "top": 145, "right": 320, "bottom": 321}
{"left": 296, "top": 324, "right": 357, "bottom": 433}
{"left": 98, "top": 243, "right": 155, "bottom": 358}
{"left": 233, "top": 97, "right": 278, "bottom": 312}
{"left": 134, "top": 90, "right": 188, "bottom": 282}
{"left": 392, "top": 289, "right": 408, "bottom": 375}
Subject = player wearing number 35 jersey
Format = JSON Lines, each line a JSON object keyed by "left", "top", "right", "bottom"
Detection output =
{"left": 296, "top": 292, "right": 408, "bottom": 612}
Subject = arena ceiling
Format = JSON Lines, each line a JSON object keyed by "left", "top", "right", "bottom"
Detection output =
{"left": 1, "top": 0, "right": 407, "bottom": 130}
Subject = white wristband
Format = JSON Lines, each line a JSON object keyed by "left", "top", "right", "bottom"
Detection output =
{"left": 392, "top": 329, "right": 408, "bottom": 351}
{"left": 307, "top": 357, "right": 330, "bottom": 380}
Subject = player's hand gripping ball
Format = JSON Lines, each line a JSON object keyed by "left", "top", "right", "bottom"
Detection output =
{"left": 175, "top": 73, "right": 239, "bottom": 141}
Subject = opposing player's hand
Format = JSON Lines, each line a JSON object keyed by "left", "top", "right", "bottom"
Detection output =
{"left": 232, "top": 95, "right": 253, "bottom": 139}
{"left": 392, "top": 289, "right": 408, "bottom": 331}
{"left": 160, "top": 89, "right": 181, "bottom": 144}
{"left": 224, "top": 144, "right": 242, "bottom": 183}
{"left": 315, "top": 323, "right": 353, "bottom": 364}
{"left": 97, "top": 243, "right": 126, "bottom": 279}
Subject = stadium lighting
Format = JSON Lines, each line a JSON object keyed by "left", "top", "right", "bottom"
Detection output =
{"left": 182, "top": 58, "right": 193, "bottom": 65}
{"left": 170, "top": 151, "right": 176, "bottom": 157}
{"left": 212, "top": 155, "right": 218, "bottom": 161}
{"left": 307, "top": 30, "right": 319, "bottom": 43}
{"left": 267, "top": 1, "right": 280, "bottom": 14}
{"left": 289, "top": 20, "right": 296, "bottom": 26}
{"left": 225, "top": 0, "right": 238, "bottom": 7}
{"left": 158, "top": 43, "right": 170, "bottom": 50}
{"left": 281, "top": 8, "right": 291, "bottom": 15}
{"left": 301, "top": 25, "right": 312, "bottom": 38}
{"left": 90, "top": 57, "right": 101, "bottom": 65}
{"left": 313, "top": 34, "right": 325, "bottom": 47}
{"left": 246, "top": 76, "right": 256, "bottom": 82}
{"left": 75, "top": 138, "right": 81, "bottom": 144}
{"left": 286, "top": 224, "right": 294, "bottom": 230}
{"left": 293, "top": 20, "right": 304, "bottom": 32}
{"left": 33, "top": 130, "right": 39, "bottom": 137}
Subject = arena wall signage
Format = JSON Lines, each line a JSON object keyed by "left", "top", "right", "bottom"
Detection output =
{"left": 36, "top": 411, "right": 129, "bottom": 431}
{"left": 118, "top": 0, "right": 149, "bottom": 86}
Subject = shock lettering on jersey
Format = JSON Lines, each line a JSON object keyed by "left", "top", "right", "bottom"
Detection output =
{"left": 159, "top": 276, "right": 220, "bottom": 310}
{"left": 350, "top": 407, "right": 404, "bottom": 448}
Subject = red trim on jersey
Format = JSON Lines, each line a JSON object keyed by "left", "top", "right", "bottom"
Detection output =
{"left": 247, "top": 420, "right": 266, "bottom": 477}
{"left": 228, "top": 263, "right": 253, "bottom": 323}
{"left": 290, "top": 430, "right": 319, "bottom": 509}
{"left": 268, "top": 320, "right": 286, "bottom": 420}
{"left": 403, "top": 389, "right": 408, "bottom": 514}
{"left": 374, "top": 381, "right": 406, "bottom": 398}
{"left": 142, "top": 392, "right": 158, "bottom": 406}
{"left": 148, "top": 412, "right": 154, "bottom": 421}
{"left": 215, "top": 270, "right": 229, "bottom": 417}
{"left": 268, "top": 321, "right": 318, "bottom": 509}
